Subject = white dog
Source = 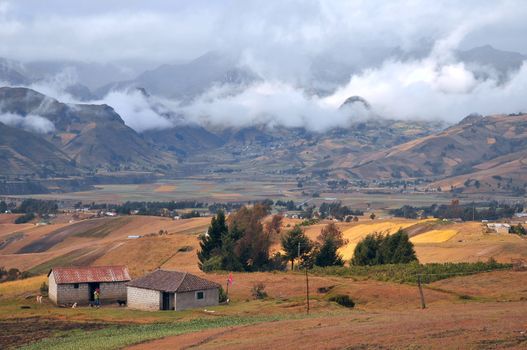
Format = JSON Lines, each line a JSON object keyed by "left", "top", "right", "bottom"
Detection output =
{"left": 72, "top": 302, "right": 77, "bottom": 309}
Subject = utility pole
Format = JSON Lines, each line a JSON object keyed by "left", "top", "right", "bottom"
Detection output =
{"left": 305, "top": 266, "right": 310, "bottom": 314}
{"left": 297, "top": 241, "right": 310, "bottom": 314}
{"left": 417, "top": 275, "right": 426, "bottom": 309}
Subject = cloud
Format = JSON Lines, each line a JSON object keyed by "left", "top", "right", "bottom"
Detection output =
{"left": 1, "top": 1, "right": 526, "bottom": 131}
{"left": 1, "top": 1, "right": 526, "bottom": 66}
{"left": 0, "top": 112, "right": 55, "bottom": 133}
{"left": 325, "top": 54, "right": 527, "bottom": 122}
{"left": 174, "top": 81, "right": 372, "bottom": 132}
{"left": 97, "top": 89, "right": 173, "bottom": 132}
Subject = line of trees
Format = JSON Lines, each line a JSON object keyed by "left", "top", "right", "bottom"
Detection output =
{"left": 197, "top": 205, "right": 418, "bottom": 272}
{"left": 12, "top": 199, "right": 58, "bottom": 215}
{"left": 390, "top": 202, "right": 523, "bottom": 221}
{"left": 318, "top": 202, "right": 363, "bottom": 220}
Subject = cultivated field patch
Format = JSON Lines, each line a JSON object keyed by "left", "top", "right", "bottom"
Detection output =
{"left": 410, "top": 229, "right": 459, "bottom": 243}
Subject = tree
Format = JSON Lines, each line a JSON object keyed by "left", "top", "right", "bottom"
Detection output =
{"left": 510, "top": 224, "right": 526, "bottom": 235}
{"left": 265, "top": 214, "right": 283, "bottom": 236}
{"left": 197, "top": 211, "right": 228, "bottom": 270}
{"left": 351, "top": 230, "right": 417, "bottom": 265}
{"left": 379, "top": 229, "right": 417, "bottom": 264}
{"left": 281, "top": 226, "right": 313, "bottom": 270}
{"left": 229, "top": 204, "right": 272, "bottom": 271}
{"left": 351, "top": 233, "right": 384, "bottom": 265}
{"left": 314, "top": 223, "right": 348, "bottom": 267}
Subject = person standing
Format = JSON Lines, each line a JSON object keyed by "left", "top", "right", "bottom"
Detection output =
{"left": 94, "top": 288, "right": 100, "bottom": 308}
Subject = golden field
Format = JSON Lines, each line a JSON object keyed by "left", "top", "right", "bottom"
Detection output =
{"left": 1, "top": 214, "right": 526, "bottom": 275}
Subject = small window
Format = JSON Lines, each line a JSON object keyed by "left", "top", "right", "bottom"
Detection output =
{"left": 73, "top": 283, "right": 79, "bottom": 289}
{"left": 196, "top": 291, "right": 204, "bottom": 300}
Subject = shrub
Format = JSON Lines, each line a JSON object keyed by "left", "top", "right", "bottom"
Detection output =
{"left": 15, "top": 213, "right": 35, "bottom": 224}
{"left": 328, "top": 294, "right": 355, "bottom": 308}
{"left": 251, "top": 283, "right": 267, "bottom": 299}
{"left": 218, "top": 286, "right": 228, "bottom": 303}
{"left": 266, "top": 252, "right": 287, "bottom": 271}
{"left": 201, "top": 255, "right": 223, "bottom": 272}
{"left": 312, "top": 260, "right": 511, "bottom": 284}
{"left": 177, "top": 246, "right": 193, "bottom": 252}
{"left": 40, "top": 282, "right": 49, "bottom": 296}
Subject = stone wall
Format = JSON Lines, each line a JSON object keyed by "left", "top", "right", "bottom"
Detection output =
{"left": 127, "top": 286, "right": 161, "bottom": 311}
{"left": 175, "top": 288, "right": 219, "bottom": 311}
{"left": 48, "top": 273, "right": 58, "bottom": 304}
{"left": 99, "top": 282, "right": 127, "bottom": 302}
{"left": 56, "top": 283, "right": 90, "bottom": 305}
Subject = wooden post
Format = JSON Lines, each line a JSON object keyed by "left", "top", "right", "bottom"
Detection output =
{"left": 417, "top": 275, "right": 426, "bottom": 309}
{"left": 305, "top": 267, "right": 310, "bottom": 314}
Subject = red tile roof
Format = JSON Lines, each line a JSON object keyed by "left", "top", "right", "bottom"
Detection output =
{"left": 49, "top": 266, "right": 131, "bottom": 284}
{"left": 127, "top": 270, "right": 219, "bottom": 292}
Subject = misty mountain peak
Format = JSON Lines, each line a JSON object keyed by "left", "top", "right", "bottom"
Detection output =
{"left": 339, "top": 96, "right": 371, "bottom": 110}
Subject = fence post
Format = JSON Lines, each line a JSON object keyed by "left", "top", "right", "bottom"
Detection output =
{"left": 417, "top": 275, "right": 426, "bottom": 309}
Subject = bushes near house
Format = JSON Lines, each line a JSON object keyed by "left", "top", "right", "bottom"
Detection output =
{"left": 251, "top": 283, "right": 267, "bottom": 299}
{"left": 328, "top": 294, "right": 355, "bottom": 308}
{"left": 15, "top": 213, "right": 35, "bottom": 224}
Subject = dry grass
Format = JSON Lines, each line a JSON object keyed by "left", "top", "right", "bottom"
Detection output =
{"left": 0, "top": 275, "right": 47, "bottom": 299}
{"left": 153, "top": 185, "right": 177, "bottom": 193}
{"left": 337, "top": 219, "right": 432, "bottom": 260}
{"left": 410, "top": 229, "right": 459, "bottom": 243}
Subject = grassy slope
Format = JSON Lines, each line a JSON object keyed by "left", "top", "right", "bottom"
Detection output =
{"left": 18, "top": 314, "right": 305, "bottom": 350}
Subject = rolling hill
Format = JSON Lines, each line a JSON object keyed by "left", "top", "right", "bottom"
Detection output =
{"left": 0, "top": 122, "right": 75, "bottom": 177}
{"left": 346, "top": 113, "right": 527, "bottom": 193}
{"left": 0, "top": 87, "right": 174, "bottom": 172}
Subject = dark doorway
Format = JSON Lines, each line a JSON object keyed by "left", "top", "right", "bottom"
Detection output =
{"left": 162, "top": 292, "right": 171, "bottom": 310}
{"left": 88, "top": 282, "right": 100, "bottom": 301}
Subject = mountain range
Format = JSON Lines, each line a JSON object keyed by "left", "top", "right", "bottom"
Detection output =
{"left": 0, "top": 45, "right": 526, "bottom": 195}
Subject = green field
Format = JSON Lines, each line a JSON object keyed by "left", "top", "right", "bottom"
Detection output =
{"left": 10, "top": 178, "right": 491, "bottom": 210}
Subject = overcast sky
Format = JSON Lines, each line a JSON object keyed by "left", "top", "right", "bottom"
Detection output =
{"left": 1, "top": 0, "right": 526, "bottom": 64}
{"left": 1, "top": 0, "right": 527, "bottom": 130}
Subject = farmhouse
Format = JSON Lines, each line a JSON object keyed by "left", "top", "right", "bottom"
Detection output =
{"left": 126, "top": 270, "right": 220, "bottom": 311}
{"left": 486, "top": 223, "right": 511, "bottom": 234}
{"left": 48, "top": 265, "right": 130, "bottom": 306}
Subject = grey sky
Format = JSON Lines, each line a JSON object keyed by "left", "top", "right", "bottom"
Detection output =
{"left": 1, "top": 0, "right": 527, "bottom": 130}
{"left": 1, "top": 0, "right": 526, "bottom": 64}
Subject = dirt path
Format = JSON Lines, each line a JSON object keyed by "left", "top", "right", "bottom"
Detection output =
{"left": 127, "top": 301, "right": 527, "bottom": 350}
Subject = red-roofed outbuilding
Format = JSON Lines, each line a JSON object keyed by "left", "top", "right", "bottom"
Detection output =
{"left": 48, "top": 265, "right": 130, "bottom": 306}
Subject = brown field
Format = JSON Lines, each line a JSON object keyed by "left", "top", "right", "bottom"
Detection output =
{"left": 128, "top": 301, "right": 527, "bottom": 350}
{"left": 2, "top": 215, "right": 526, "bottom": 275}
{"left": 126, "top": 271, "right": 527, "bottom": 350}
{"left": 2, "top": 270, "right": 526, "bottom": 349}
{"left": 2, "top": 213, "right": 527, "bottom": 348}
